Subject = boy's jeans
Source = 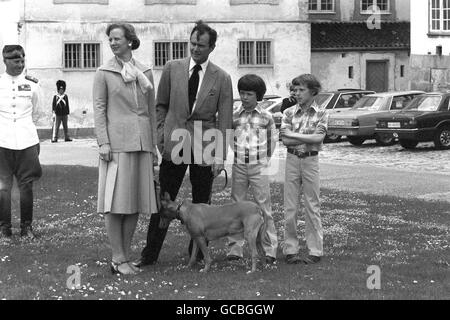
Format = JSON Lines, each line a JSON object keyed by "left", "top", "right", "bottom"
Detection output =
{"left": 227, "top": 161, "right": 278, "bottom": 258}
{"left": 283, "top": 153, "right": 323, "bottom": 257}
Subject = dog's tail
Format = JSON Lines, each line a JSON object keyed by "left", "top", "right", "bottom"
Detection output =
{"left": 256, "top": 207, "right": 271, "bottom": 257}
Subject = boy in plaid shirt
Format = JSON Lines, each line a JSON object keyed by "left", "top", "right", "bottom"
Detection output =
{"left": 280, "top": 74, "right": 329, "bottom": 265}
{"left": 227, "top": 74, "right": 278, "bottom": 264}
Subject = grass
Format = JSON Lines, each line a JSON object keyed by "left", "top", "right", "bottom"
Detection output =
{"left": 0, "top": 165, "right": 449, "bottom": 300}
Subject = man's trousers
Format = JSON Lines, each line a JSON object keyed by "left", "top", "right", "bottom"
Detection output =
{"left": 0, "top": 144, "right": 42, "bottom": 228}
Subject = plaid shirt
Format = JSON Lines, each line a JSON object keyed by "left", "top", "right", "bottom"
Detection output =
{"left": 281, "top": 101, "right": 329, "bottom": 153}
{"left": 233, "top": 103, "right": 277, "bottom": 162}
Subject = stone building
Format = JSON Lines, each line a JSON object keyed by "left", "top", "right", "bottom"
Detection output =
{"left": 410, "top": 0, "right": 450, "bottom": 92}
{"left": 12, "top": 0, "right": 310, "bottom": 127}
{"left": 0, "top": 0, "right": 21, "bottom": 74}
{"left": 310, "top": 0, "right": 410, "bottom": 92}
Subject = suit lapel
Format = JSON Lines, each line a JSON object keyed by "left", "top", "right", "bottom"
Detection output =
{"left": 181, "top": 58, "right": 191, "bottom": 114}
{"left": 194, "top": 62, "right": 218, "bottom": 114}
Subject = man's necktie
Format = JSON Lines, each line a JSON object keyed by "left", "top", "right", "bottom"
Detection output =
{"left": 188, "top": 64, "right": 202, "bottom": 113}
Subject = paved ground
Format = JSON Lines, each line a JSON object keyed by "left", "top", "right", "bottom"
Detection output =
{"left": 38, "top": 138, "right": 450, "bottom": 203}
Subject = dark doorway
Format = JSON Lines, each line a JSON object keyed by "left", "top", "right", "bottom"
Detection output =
{"left": 366, "top": 60, "right": 389, "bottom": 92}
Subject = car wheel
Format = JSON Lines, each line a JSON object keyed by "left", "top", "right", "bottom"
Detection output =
{"left": 399, "top": 139, "right": 418, "bottom": 149}
{"left": 433, "top": 126, "right": 450, "bottom": 149}
{"left": 325, "top": 134, "right": 342, "bottom": 143}
{"left": 347, "top": 136, "right": 366, "bottom": 146}
{"left": 375, "top": 133, "right": 396, "bottom": 146}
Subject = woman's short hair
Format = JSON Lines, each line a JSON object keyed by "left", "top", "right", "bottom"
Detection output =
{"left": 292, "top": 74, "right": 322, "bottom": 96}
{"left": 238, "top": 74, "right": 267, "bottom": 101}
{"left": 106, "top": 23, "right": 140, "bottom": 50}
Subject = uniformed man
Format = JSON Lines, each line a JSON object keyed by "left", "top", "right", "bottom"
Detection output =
{"left": 51, "top": 80, "right": 72, "bottom": 143}
{"left": 0, "top": 45, "right": 42, "bottom": 239}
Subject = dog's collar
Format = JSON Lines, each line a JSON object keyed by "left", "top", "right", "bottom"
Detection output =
{"left": 175, "top": 202, "right": 184, "bottom": 224}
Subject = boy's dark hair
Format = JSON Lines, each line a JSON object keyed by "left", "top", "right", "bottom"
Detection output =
{"left": 106, "top": 23, "right": 141, "bottom": 50}
{"left": 292, "top": 74, "right": 322, "bottom": 96}
{"left": 238, "top": 74, "right": 267, "bottom": 101}
{"left": 190, "top": 20, "right": 217, "bottom": 47}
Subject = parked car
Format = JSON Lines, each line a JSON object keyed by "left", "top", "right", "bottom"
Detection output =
{"left": 261, "top": 98, "right": 284, "bottom": 128}
{"left": 327, "top": 91, "right": 425, "bottom": 146}
{"left": 233, "top": 95, "right": 282, "bottom": 112}
{"left": 375, "top": 92, "right": 450, "bottom": 149}
{"left": 315, "top": 89, "right": 375, "bottom": 142}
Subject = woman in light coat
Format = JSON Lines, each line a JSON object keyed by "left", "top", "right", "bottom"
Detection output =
{"left": 93, "top": 23, "right": 158, "bottom": 275}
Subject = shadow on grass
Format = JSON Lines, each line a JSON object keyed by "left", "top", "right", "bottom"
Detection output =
{"left": 0, "top": 165, "right": 449, "bottom": 300}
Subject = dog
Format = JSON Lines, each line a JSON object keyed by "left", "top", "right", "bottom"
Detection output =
{"left": 158, "top": 192, "right": 270, "bottom": 273}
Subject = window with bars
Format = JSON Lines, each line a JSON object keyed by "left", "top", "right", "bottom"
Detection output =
{"left": 239, "top": 40, "right": 272, "bottom": 67}
{"left": 308, "top": 0, "right": 335, "bottom": 12}
{"left": 361, "top": 0, "right": 389, "bottom": 13}
{"left": 154, "top": 41, "right": 188, "bottom": 68}
{"left": 430, "top": 0, "right": 450, "bottom": 32}
{"left": 64, "top": 43, "right": 100, "bottom": 69}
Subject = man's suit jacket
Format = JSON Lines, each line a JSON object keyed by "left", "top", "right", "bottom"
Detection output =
{"left": 156, "top": 57, "right": 233, "bottom": 165}
{"left": 93, "top": 57, "right": 157, "bottom": 154}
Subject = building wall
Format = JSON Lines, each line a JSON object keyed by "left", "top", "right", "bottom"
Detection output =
{"left": 0, "top": 0, "right": 21, "bottom": 73}
{"left": 312, "top": 50, "right": 409, "bottom": 92}
{"left": 411, "top": 0, "right": 450, "bottom": 56}
{"left": 309, "top": 0, "right": 410, "bottom": 22}
{"left": 19, "top": 0, "right": 310, "bottom": 127}
{"left": 410, "top": 0, "right": 450, "bottom": 91}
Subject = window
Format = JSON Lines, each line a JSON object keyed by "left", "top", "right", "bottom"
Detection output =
{"left": 64, "top": 43, "right": 100, "bottom": 70}
{"left": 348, "top": 66, "right": 354, "bottom": 79}
{"left": 308, "top": 0, "right": 335, "bottom": 12}
{"left": 430, "top": 0, "right": 450, "bottom": 32}
{"left": 391, "top": 95, "right": 415, "bottom": 111}
{"left": 238, "top": 40, "right": 272, "bottom": 67}
{"left": 154, "top": 41, "right": 188, "bottom": 68}
{"left": 335, "top": 94, "right": 360, "bottom": 109}
{"left": 400, "top": 65, "right": 405, "bottom": 78}
{"left": 361, "top": 0, "right": 390, "bottom": 13}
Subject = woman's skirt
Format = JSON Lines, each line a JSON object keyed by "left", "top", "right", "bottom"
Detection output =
{"left": 97, "top": 151, "right": 158, "bottom": 215}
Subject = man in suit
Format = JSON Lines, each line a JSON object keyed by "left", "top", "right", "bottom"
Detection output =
{"left": 51, "top": 80, "right": 72, "bottom": 143}
{"left": 136, "top": 20, "right": 233, "bottom": 267}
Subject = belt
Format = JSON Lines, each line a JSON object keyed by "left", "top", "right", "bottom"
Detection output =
{"left": 234, "top": 152, "right": 261, "bottom": 164}
{"left": 287, "top": 148, "right": 319, "bottom": 159}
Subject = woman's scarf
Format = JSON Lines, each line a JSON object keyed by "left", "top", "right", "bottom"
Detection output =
{"left": 117, "top": 57, "right": 153, "bottom": 94}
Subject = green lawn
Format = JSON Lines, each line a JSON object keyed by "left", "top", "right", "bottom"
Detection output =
{"left": 0, "top": 165, "right": 449, "bottom": 300}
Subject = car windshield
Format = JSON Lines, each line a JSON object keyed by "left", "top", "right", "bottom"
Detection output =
{"left": 315, "top": 93, "right": 334, "bottom": 108}
{"left": 352, "top": 96, "right": 388, "bottom": 111}
{"left": 405, "top": 96, "right": 442, "bottom": 111}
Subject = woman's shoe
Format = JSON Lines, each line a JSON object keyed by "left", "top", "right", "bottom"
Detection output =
{"left": 110, "top": 261, "right": 137, "bottom": 275}
{"left": 128, "top": 262, "right": 142, "bottom": 273}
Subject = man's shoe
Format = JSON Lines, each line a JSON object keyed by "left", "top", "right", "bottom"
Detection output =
{"left": 20, "top": 226, "right": 36, "bottom": 239}
{"left": 301, "top": 255, "right": 321, "bottom": 264}
{"left": 1, "top": 227, "right": 12, "bottom": 238}
{"left": 265, "top": 256, "right": 276, "bottom": 264}
{"left": 285, "top": 254, "right": 303, "bottom": 264}
{"left": 226, "top": 255, "right": 242, "bottom": 262}
{"left": 51, "top": 139, "right": 58, "bottom": 143}
{"left": 65, "top": 138, "right": 73, "bottom": 142}
{"left": 132, "top": 258, "right": 155, "bottom": 268}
